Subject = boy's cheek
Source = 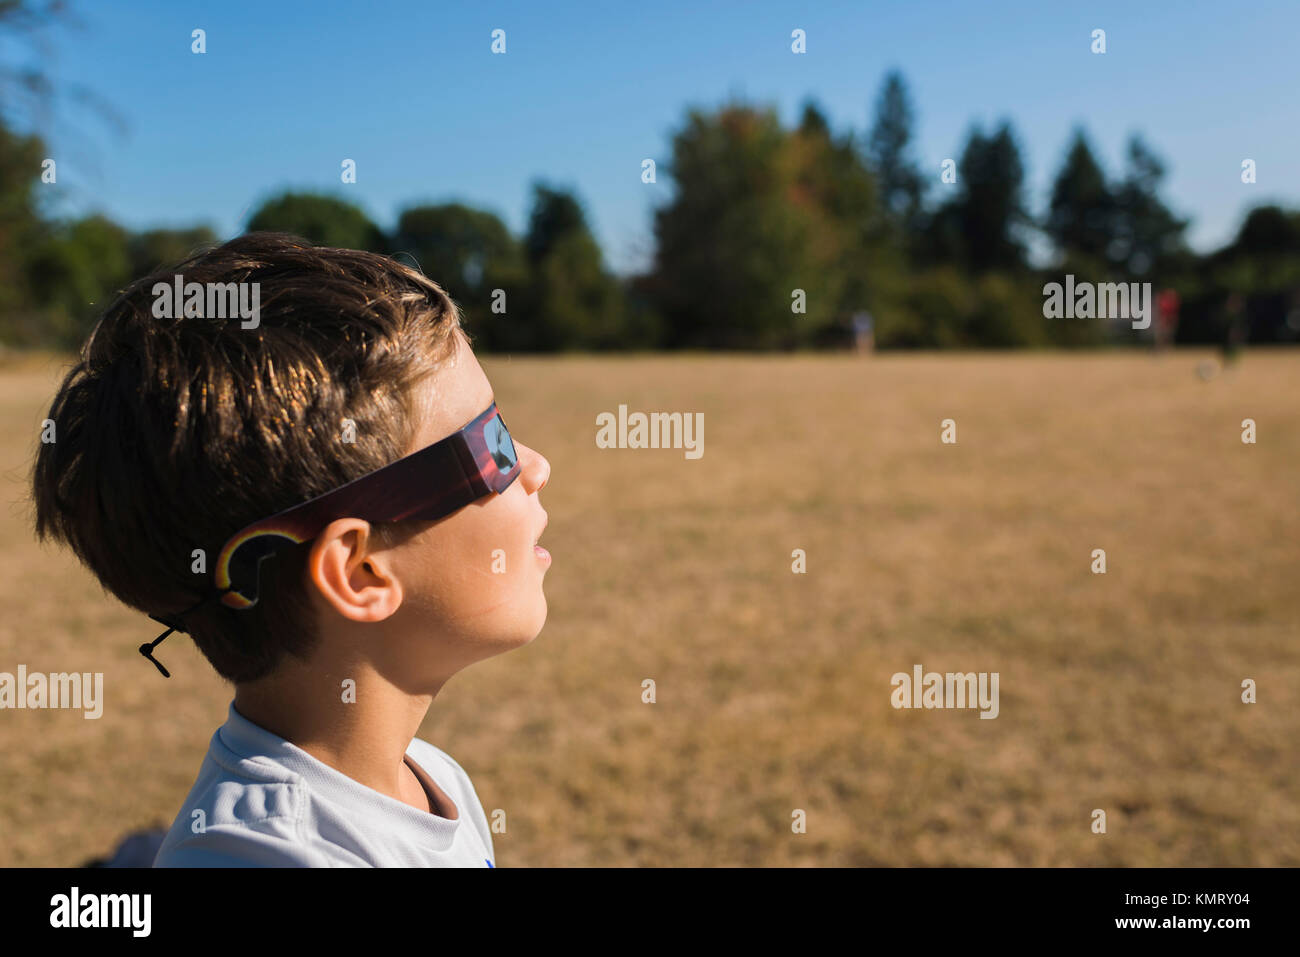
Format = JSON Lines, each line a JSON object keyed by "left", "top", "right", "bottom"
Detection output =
{"left": 409, "top": 502, "right": 535, "bottom": 617}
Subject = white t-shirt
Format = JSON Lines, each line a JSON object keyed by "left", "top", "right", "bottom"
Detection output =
{"left": 153, "top": 702, "right": 496, "bottom": 867}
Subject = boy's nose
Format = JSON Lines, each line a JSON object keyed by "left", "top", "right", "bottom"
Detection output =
{"left": 518, "top": 443, "right": 549, "bottom": 494}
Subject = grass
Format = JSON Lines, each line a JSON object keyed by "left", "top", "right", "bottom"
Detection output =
{"left": 0, "top": 349, "right": 1296, "bottom": 866}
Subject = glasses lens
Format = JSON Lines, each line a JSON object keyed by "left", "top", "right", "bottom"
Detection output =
{"left": 486, "top": 416, "right": 518, "bottom": 473}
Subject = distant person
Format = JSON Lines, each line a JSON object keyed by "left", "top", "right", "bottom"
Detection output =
{"left": 1222, "top": 292, "right": 1247, "bottom": 366}
{"left": 1155, "top": 288, "right": 1180, "bottom": 351}
{"left": 1286, "top": 287, "right": 1300, "bottom": 340}
{"left": 31, "top": 233, "right": 554, "bottom": 867}
{"left": 851, "top": 310, "right": 875, "bottom": 354}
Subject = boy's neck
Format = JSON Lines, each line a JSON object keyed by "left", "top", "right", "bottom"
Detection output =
{"left": 233, "top": 662, "right": 442, "bottom": 811}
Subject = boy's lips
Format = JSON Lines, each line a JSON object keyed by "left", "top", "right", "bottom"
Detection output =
{"left": 534, "top": 513, "right": 550, "bottom": 563}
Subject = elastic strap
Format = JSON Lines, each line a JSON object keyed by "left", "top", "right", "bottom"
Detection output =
{"left": 140, "top": 590, "right": 232, "bottom": 678}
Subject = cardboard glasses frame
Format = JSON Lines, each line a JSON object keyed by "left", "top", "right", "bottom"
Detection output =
{"left": 140, "top": 402, "right": 521, "bottom": 676}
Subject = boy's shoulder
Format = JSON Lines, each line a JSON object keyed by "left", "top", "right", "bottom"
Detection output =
{"left": 152, "top": 719, "right": 341, "bottom": 867}
{"left": 153, "top": 703, "right": 495, "bottom": 867}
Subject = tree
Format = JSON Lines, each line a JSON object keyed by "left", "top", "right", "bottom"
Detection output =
{"left": 390, "top": 203, "right": 527, "bottom": 348}
{"left": 867, "top": 70, "right": 925, "bottom": 246}
{"left": 1044, "top": 128, "right": 1115, "bottom": 266}
{"left": 0, "top": 120, "right": 44, "bottom": 338}
{"left": 524, "top": 185, "right": 588, "bottom": 267}
{"left": 929, "top": 121, "right": 1031, "bottom": 273}
{"left": 517, "top": 182, "right": 626, "bottom": 350}
{"left": 1109, "top": 136, "right": 1188, "bottom": 277}
{"left": 128, "top": 226, "right": 220, "bottom": 278}
{"left": 0, "top": 1, "right": 126, "bottom": 154}
{"left": 392, "top": 203, "right": 520, "bottom": 299}
{"left": 25, "top": 213, "right": 131, "bottom": 347}
{"left": 245, "top": 192, "right": 385, "bottom": 251}
{"left": 0, "top": 1, "right": 133, "bottom": 347}
{"left": 650, "top": 102, "right": 865, "bottom": 348}
{"left": 1230, "top": 204, "right": 1300, "bottom": 258}
{"left": 798, "top": 100, "right": 830, "bottom": 139}
{"left": 793, "top": 98, "right": 884, "bottom": 342}
{"left": 529, "top": 228, "right": 626, "bottom": 350}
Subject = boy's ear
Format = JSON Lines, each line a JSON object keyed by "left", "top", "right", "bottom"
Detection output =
{"left": 306, "top": 518, "right": 404, "bottom": 625}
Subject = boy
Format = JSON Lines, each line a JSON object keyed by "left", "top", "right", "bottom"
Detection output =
{"left": 30, "top": 233, "right": 552, "bottom": 866}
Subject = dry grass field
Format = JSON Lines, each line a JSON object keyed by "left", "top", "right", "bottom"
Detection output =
{"left": 0, "top": 349, "right": 1296, "bottom": 867}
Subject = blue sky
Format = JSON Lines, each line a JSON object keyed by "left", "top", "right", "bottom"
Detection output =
{"left": 8, "top": 0, "right": 1299, "bottom": 275}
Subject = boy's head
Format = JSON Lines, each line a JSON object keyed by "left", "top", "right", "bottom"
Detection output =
{"left": 30, "top": 232, "right": 551, "bottom": 688}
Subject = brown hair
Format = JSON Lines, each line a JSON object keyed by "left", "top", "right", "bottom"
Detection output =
{"left": 30, "top": 232, "right": 465, "bottom": 683}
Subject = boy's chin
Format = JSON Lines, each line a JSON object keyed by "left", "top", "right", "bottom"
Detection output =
{"left": 486, "top": 599, "right": 548, "bottom": 651}
{"left": 520, "top": 597, "right": 548, "bottom": 644}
